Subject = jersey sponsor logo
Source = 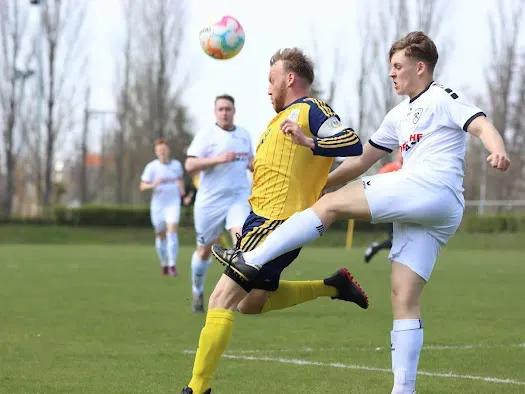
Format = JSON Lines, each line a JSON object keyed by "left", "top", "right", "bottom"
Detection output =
{"left": 261, "top": 128, "right": 271, "bottom": 144}
{"left": 400, "top": 133, "right": 423, "bottom": 152}
{"left": 413, "top": 108, "right": 423, "bottom": 124}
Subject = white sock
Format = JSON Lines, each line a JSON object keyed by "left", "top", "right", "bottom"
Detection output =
{"left": 191, "top": 252, "right": 210, "bottom": 295}
{"left": 155, "top": 237, "right": 168, "bottom": 266}
{"left": 166, "top": 232, "right": 179, "bottom": 267}
{"left": 391, "top": 319, "right": 423, "bottom": 394}
{"left": 243, "top": 209, "right": 325, "bottom": 268}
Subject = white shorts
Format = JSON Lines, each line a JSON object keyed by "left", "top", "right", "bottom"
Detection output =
{"left": 194, "top": 197, "right": 251, "bottom": 246}
{"left": 150, "top": 204, "right": 181, "bottom": 233}
{"left": 362, "top": 170, "right": 464, "bottom": 281}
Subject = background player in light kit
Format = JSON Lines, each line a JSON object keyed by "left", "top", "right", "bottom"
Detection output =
{"left": 184, "top": 95, "right": 254, "bottom": 313}
{"left": 215, "top": 32, "right": 510, "bottom": 394}
{"left": 140, "top": 139, "right": 185, "bottom": 276}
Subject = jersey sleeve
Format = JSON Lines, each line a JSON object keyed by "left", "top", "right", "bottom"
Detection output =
{"left": 369, "top": 112, "right": 399, "bottom": 153}
{"left": 186, "top": 132, "right": 209, "bottom": 158}
{"left": 304, "top": 98, "right": 362, "bottom": 157}
{"left": 439, "top": 91, "right": 486, "bottom": 131}
{"left": 140, "top": 163, "right": 154, "bottom": 183}
{"left": 174, "top": 160, "right": 183, "bottom": 178}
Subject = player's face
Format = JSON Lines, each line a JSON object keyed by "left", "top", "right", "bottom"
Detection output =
{"left": 389, "top": 49, "right": 421, "bottom": 96}
{"left": 155, "top": 143, "right": 170, "bottom": 163}
{"left": 214, "top": 99, "right": 235, "bottom": 130}
{"left": 268, "top": 61, "right": 288, "bottom": 113}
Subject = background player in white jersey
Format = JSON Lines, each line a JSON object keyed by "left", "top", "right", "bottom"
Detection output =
{"left": 214, "top": 32, "right": 510, "bottom": 393}
{"left": 185, "top": 94, "right": 253, "bottom": 313}
{"left": 140, "top": 139, "right": 185, "bottom": 276}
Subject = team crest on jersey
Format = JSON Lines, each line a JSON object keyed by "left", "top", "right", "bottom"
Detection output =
{"left": 413, "top": 108, "right": 423, "bottom": 124}
{"left": 287, "top": 108, "right": 300, "bottom": 122}
{"left": 328, "top": 118, "right": 342, "bottom": 129}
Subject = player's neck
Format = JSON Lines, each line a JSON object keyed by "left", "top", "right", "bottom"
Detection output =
{"left": 159, "top": 158, "right": 170, "bottom": 164}
{"left": 216, "top": 122, "right": 235, "bottom": 132}
{"left": 283, "top": 92, "right": 308, "bottom": 109}
{"left": 408, "top": 79, "right": 434, "bottom": 102}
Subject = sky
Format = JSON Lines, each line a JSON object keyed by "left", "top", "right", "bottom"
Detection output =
{"left": 32, "top": 0, "right": 525, "bottom": 154}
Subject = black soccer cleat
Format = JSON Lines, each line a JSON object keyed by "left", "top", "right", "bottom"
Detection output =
{"left": 180, "top": 387, "right": 211, "bottom": 394}
{"left": 211, "top": 244, "right": 260, "bottom": 282}
{"left": 364, "top": 242, "right": 379, "bottom": 263}
{"left": 324, "top": 268, "right": 369, "bottom": 309}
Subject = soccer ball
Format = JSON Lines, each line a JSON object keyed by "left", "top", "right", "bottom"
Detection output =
{"left": 199, "top": 15, "right": 245, "bottom": 60}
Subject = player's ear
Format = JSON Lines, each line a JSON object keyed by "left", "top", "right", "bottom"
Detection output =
{"left": 417, "top": 61, "right": 426, "bottom": 76}
{"left": 287, "top": 72, "right": 295, "bottom": 88}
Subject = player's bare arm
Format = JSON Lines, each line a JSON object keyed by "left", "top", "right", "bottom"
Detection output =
{"left": 326, "top": 143, "right": 390, "bottom": 188}
{"left": 280, "top": 118, "right": 362, "bottom": 157}
{"left": 176, "top": 179, "right": 186, "bottom": 197}
{"left": 140, "top": 178, "right": 162, "bottom": 191}
{"left": 467, "top": 116, "right": 510, "bottom": 171}
{"left": 185, "top": 152, "right": 236, "bottom": 175}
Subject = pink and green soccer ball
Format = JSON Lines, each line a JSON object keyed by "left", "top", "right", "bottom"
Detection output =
{"left": 199, "top": 15, "right": 245, "bottom": 60}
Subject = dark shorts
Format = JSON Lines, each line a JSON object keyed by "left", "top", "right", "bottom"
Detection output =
{"left": 224, "top": 211, "right": 301, "bottom": 292}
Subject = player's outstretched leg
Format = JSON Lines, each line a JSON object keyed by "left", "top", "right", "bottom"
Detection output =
{"left": 237, "top": 268, "right": 369, "bottom": 314}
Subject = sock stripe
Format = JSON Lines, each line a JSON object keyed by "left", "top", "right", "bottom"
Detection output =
{"left": 316, "top": 224, "right": 326, "bottom": 236}
{"left": 242, "top": 219, "right": 283, "bottom": 252}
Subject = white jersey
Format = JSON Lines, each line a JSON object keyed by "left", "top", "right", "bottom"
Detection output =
{"left": 141, "top": 159, "right": 183, "bottom": 209}
{"left": 187, "top": 124, "right": 253, "bottom": 206}
{"left": 369, "top": 81, "right": 485, "bottom": 206}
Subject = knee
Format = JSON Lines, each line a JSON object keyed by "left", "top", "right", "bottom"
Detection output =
{"left": 156, "top": 232, "right": 166, "bottom": 241}
{"left": 237, "top": 300, "right": 263, "bottom": 315}
{"left": 208, "top": 285, "right": 241, "bottom": 311}
{"left": 391, "top": 287, "right": 420, "bottom": 315}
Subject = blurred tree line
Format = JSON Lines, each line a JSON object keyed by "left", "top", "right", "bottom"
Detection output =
{"left": 0, "top": 0, "right": 523, "bottom": 219}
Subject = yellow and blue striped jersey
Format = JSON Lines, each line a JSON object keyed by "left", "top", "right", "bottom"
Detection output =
{"left": 249, "top": 97, "right": 361, "bottom": 220}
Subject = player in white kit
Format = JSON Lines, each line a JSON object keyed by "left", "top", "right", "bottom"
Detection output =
{"left": 212, "top": 32, "right": 511, "bottom": 393}
{"left": 185, "top": 94, "right": 253, "bottom": 313}
{"left": 140, "top": 139, "right": 185, "bottom": 276}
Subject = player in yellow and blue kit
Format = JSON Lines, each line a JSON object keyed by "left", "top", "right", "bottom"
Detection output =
{"left": 180, "top": 48, "right": 368, "bottom": 394}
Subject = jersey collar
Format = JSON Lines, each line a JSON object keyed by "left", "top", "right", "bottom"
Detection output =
{"left": 282, "top": 96, "right": 307, "bottom": 111}
{"left": 409, "top": 81, "right": 434, "bottom": 104}
{"left": 215, "top": 123, "right": 236, "bottom": 132}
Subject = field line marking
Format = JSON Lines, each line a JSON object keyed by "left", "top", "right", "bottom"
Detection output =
{"left": 219, "top": 354, "right": 525, "bottom": 386}
{"left": 185, "top": 343, "right": 525, "bottom": 355}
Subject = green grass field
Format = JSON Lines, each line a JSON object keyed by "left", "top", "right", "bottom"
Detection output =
{"left": 1, "top": 233, "right": 525, "bottom": 393}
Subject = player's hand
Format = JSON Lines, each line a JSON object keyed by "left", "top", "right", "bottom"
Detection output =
{"left": 183, "top": 195, "right": 193, "bottom": 206}
{"left": 280, "top": 119, "right": 313, "bottom": 148}
{"left": 216, "top": 151, "right": 237, "bottom": 164}
{"left": 487, "top": 152, "right": 510, "bottom": 171}
{"left": 152, "top": 178, "right": 163, "bottom": 188}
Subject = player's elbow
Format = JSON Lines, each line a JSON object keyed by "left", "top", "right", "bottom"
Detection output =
{"left": 185, "top": 159, "right": 197, "bottom": 175}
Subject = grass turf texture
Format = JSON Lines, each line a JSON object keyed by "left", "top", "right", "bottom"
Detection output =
{"left": 0, "top": 232, "right": 524, "bottom": 393}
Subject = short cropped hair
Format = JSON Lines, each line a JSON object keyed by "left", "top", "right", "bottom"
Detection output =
{"left": 155, "top": 138, "right": 169, "bottom": 147}
{"left": 389, "top": 31, "right": 439, "bottom": 72}
{"left": 270, "top": 48, "right": 315, "bottom": 86}
{"left": 215, "top": 94, "right": 235, "bottom": 106}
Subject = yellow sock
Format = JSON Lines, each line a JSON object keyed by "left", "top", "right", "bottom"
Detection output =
{"left": 188, "top": 308, "right": 235, "bottom": 393}
{"left": 261, "top": 280, "right": 337, "bottom": 313}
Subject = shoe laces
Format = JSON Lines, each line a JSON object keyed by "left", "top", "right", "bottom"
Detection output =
{"left": 235, "top": 232, "right": 242, "bottom": 249}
